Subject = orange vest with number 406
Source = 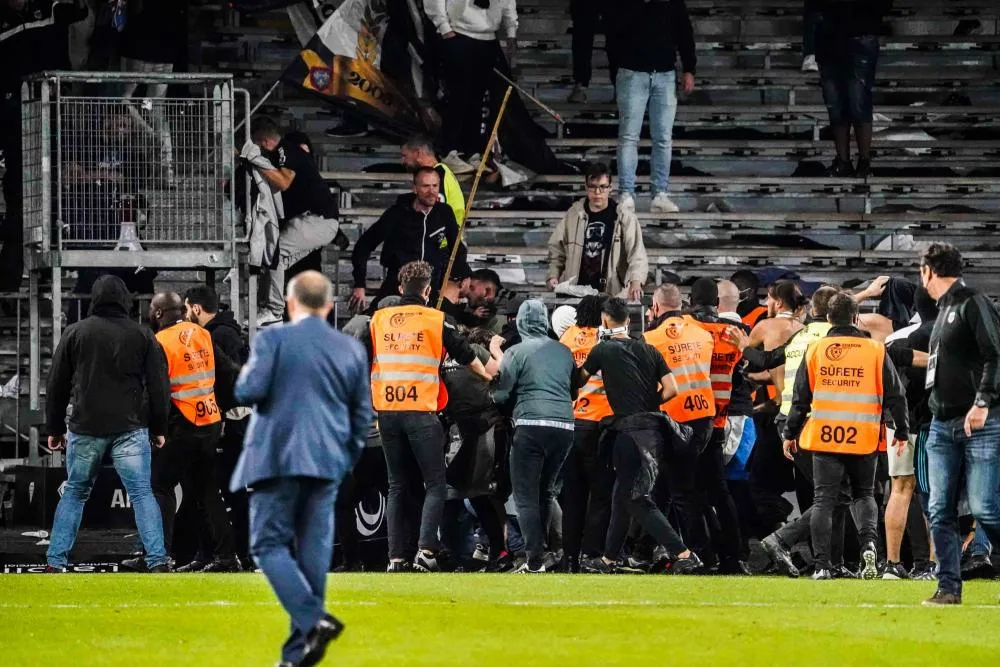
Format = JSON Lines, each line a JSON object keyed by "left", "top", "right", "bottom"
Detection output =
{"left": 645, "top": 316, "right": 715, "bottom": 423}
{"left": 560, "top": 325, "right": 613, "bottom": 422}
{"left": 156, "top": 321, "right": 221, "bottom": 427}
{"left": 370, "top": 305, "right": 448, "bottom": 413}
{"left": 688, "top": 316, "right": 743, "bottom": 429}
{"left": 799, "top": 336, "right": 885, "bottom": 455}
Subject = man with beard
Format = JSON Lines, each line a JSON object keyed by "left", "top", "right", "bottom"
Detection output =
{"left": 401, "top": 135, "right": 466, "bottom": 226}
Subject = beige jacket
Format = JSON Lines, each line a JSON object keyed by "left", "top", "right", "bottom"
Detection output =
{"left": 546, "top": 198, "right": 649, "bottom": 297}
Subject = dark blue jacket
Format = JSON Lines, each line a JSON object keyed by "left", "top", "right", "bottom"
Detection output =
{"left": 230, "top": 316, "right": 372, "bottom": 491}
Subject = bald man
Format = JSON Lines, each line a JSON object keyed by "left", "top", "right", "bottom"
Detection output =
{"left": 717, "top": 280, "right": 741, "bottom": 322}
{"left": 233, "top": 270, "right": 372, "bottom": 666}
{"left": 122, "top": 291, "right": 239, "bottom": 572}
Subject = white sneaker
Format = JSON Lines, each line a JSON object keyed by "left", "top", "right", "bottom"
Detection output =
{"left": 650, "top": 192, "right": 679, "bottom": 214}
{"left": 801, "top": 55, "right": 819, "bottom": 72}
{"left": 567, "top": 83, "right": 587, "bottom": 104}
{"left": 619, "top": 193, "right": 636, "bottom": 212}
{"left": 253, "top": 310, "right": 283, "bottom": 327}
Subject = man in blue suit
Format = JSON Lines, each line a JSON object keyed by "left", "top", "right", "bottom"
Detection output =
{"left": 232, "top": 270, "right": 372, "bottom": 667}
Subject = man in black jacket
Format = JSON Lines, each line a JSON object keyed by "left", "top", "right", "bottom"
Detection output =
{"left": 350, "top": 167, "right": 467, "bottom": 313}
{"left": 181, "top": 285, "right": 251, "bottom": 571}
{"left": 45, "top": 275, "right": 171, "bottom": 572}
{"left": 919, "top": 243, "right": 1000, "bottom": 606}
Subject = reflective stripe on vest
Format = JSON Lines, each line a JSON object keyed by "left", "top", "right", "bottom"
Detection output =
{"left": 559, "top": 325, "right": 613, "bottom": 422}
{"left": 799, "top": 336, "right": 885, "bottom": 455}
{"left": 370, "top": 305, "right": 447, "bottom": 412}
{"left": 437, "top": 162, "right": 466, "bottom": 227}
{"left": 155, "top": 322, "right": 221, "bottom": 427}
{"left": 644, "top": 316, "right": 715, "bottom": 423}
{"left": 779, "top": 321, "right": 833, "bottom": 416}
{"left": 688, "top": 316, "right": 744, "bottom": 429}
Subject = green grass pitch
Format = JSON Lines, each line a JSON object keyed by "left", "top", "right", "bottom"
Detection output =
{"left": 3, "top": 574, "right": 999, "bottom": 666}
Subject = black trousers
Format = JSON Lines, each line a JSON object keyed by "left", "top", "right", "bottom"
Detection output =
{"left": 605, "top": 415, "right": 687, "bottom": 558}
{"left": 774, "top": 447, "right": 851, "bottom": 566}
{"left": 0, "top": 91, "right": 24, "bottom": 295}
{"left": 560, "top": 421, "right": 615, "bottom": 560}
{"left": 379, "top": 411, "right": 446, "bottom": 559}
{"left": 811, "top": 451, "right": 879, "bottom": 570}
{"left": 749, "top": 412, "right": 796, "bottom": 534}
{"left": 663, "top": 417, "right": 713, "bottom": 556}
{"left": 190, "top": 417, "right": 250, "bottom": 564}
{"left": 696, "top": 428, "right": 744, "bottom": 565}
{"left": 439, "top": 34, "right": 501, "bottom": 155}
{"left": 570, "top": 0, "right": 618, "bottom": 87}
{"left": 509, "top": 425, "right": 574, "bottom": 564}
{"left": 152, "top": 421, "right": 234, "bottom": 558}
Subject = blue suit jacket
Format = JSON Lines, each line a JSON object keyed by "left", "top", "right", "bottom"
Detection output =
{"left": 230, "top": 316, "right": 372, "bottom": 491}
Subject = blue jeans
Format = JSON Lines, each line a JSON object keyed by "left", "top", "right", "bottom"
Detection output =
{"left": 616, "top": 68, "right": 677, "bottom": 195}
{"left": 250, "top": 476, "right": 339, "bottom": 664}
{"left": 926, "top": 412, "right": 1000, "bottom": 596}
{"left": 47, "top": 428, "right": 166, "bottom": 568}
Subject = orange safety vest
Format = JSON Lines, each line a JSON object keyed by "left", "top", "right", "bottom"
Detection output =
{"left": 687, "top": 316, "right": 743, "bottom": 429}
{"left": 799, "top": 336, "right": 885, "bottom": 455}
{"left": 560, "top": 325, "right": 613, "bottom": 423}
{"left": 156, "top": 321, "right": 221, "bottom": 427}
{"left": 370, "top": 304, "right": 448, "bottom": 412}
{"left": 644, "top": 316, "right": 715, "bottom": 423}
{"left": 742, "top": 305, "right": 768, "bottom": 328}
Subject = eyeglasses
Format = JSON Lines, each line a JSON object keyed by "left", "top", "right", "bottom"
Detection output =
{"left": 586, "top": 185, "right": 611, "bottom": 193}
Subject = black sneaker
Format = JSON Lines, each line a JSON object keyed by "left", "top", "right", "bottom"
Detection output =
{"left": 488, "top": 551, "right": 514, "bottom": 573}
{"left": 719, "top": 560, "right": 753, "bottom": 576}
{"left": 541, "top": 552, "right": 559, "bottom": 572}
{"left": 762, "top": 534, "right": 799, "bottom": 578}
{"left": 300, "top": 613, "right": 345, "bottom": 667}
{"left": 812, "top": 568, "right": 834, "bottom": 580}
{"left": 414, "top": 551, "right": 442, "bottom": 573}
{"left": 922, "top": 590, "right": 961, "bottom": 607}
{"left": 200, "top": 556, "right": 243, "bottom": 573}
{"left": 175, "top": 559, "right": 208, "bottom": 573}
{"left": 650, "top": 546, "right": 672, "bottom": 574}
{"left": 860, "top": 542, "right": 879, "bottom": 580}
{"left": 910, "top": 562, "right": 938, "bottom": 581}
{"left": 832, "top": 565, "right": 859, "bottom": 580}
{"left": 559, "top": 555, "right": 581, "bottom": 573}
{"left": 386, "top": 560, "right": 413, "bottom": 573}
{"left": 616, "top": 556, "right": 649, "bottom": 575}
{"left": 882, "top": 561, "right": 910, "bottom": 580}
{"left": 824, "top": 158, "right": 855, "bottom": 178}
{"left": 961, "top": 554, "right": 995, "bottom": 580}
{"left": 669, "top": 552, "right": 704, "bottom": 575}
{"left": 513, "top": 559, "right": 546, "bottom": 574}
{"left": 855, "top": 157, "right": 873, "bottom": 179}
{"left": 580, "top": 557, "right": 615, "bottom": 574}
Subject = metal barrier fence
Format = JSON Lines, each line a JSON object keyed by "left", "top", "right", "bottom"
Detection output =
{"left": 21, "top": 72, "right": 237, "bottom": 258}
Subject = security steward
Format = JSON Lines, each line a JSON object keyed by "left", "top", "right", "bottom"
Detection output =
{"left": 367, "top": 260, "right": 491, "bottom": 573}
{"left": 686, "top": 278, "right": 748, "bottom": 574}
{"left": 558, "top": 294, "right": 615, "bottom": 572}
{"left": 122, "top": 292, "right": 238, "bottom": 572}
{"left": 644, "top": 283, "right": 715, "bottom": 567}
{"left": 782, "top": 292, "right": 910, "bottom": 581}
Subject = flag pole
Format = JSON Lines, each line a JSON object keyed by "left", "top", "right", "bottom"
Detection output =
{"left": 435, "top": 85, "right": 514, "bottom": 310}
{"left": 492, "top": 68, "right": 563, "bottom": 124}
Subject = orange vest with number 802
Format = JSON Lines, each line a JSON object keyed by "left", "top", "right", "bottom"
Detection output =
{"left": 156, "top": 321, "right": 221, "bottom": 427}
{"left": 799, "top": 336, "right": 885, "bottom": 455}
{"left": 371, "top": 304, "right": 448, "bottom": 413}
{"left": 644, "top": 315, "right": 716, "bottom": 423}
{"left": 560, "top": 325, "right": 613, "bottom": 422}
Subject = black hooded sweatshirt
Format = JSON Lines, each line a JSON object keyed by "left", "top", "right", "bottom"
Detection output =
{"left": 46, "top": 275, "right": 170, "bottom": 437}
{"left": 204, "top": 310, "right": 247, "bottom": 365}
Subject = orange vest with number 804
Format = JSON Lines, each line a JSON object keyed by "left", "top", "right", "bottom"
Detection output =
{"left": 559, "top": 325, "right": 613, "bottom": 422}
{"left": 799, "top": 336, "right": 885, "bottom": 455}
{"left": 644, "top": 316, "right": 716, "bottom": 423}
{"left": 370, "top": 304, "right": 448, "bottom": 413}
{"left": 156, "top": 321, "right": 221, "bottom": 427}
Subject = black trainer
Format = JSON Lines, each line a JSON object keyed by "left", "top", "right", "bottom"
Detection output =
{"left": 719, "top": 560, "right": 753, "bottom": 576}
{"left": 812, "top": 569, "right": 834, "bottom": 580}
{"left": 175, "top": 559, "right": 208, "bottom": 573}
{"left": 200, "top": 557, "right": 243, "bottom": 573}
{"left": 670, "top": 552, "right": 704, "bottom": 575}
{"left": 580, "top": 557, "right": 615, "bottom": 574}
{"left": 882, "top": 561, "right": 910, "bottom": 580}
{"left": 649, "top": 546, "right": 672, "bottom": 574}
{"left": 824, "top": 158, "right": 855, "bottom": 178}
{"left": 922, "top": 590, "right": 961, "bottom": 607}
{"left": 762, "top": 534, "right": 799, "bottom": 578}
{"left": 860, "top": 542, "right": 879, "bottom": 580}
{"left": 386, "top": 560, "right": 413, "bottom": 573}
{"left": 413, "top": 551, "right": 442, "bottom": 573}
{"left": 855, "top": 157, "right": 873, "bottom": 179}
{"left": 300, "top": 613, "right": 345, "bottom": 667}
{"left": 832, "top": 565, "right": 859, "bottom": 580}
{"left": 961, "top": 554, "right": 995, "bottom": 580}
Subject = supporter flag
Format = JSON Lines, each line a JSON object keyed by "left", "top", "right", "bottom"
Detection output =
{"left": 281, "top": 0, "right": 422, "bottom": 135}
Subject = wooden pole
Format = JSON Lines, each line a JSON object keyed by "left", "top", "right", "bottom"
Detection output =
{"left": 435, "top": 85, "right": 514, "bottom": 309}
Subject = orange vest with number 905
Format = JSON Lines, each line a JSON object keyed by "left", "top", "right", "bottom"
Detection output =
{"left": 370, "top": 304, "right": 448, "bottom": 412}
{"left": 799, "top": 336, "right": 885, "bottom": 455}
{"left": 560, "top": 325, "right": 613, "bottom": 422}
{"left": 156, "top": 321, "right": 221, "bottom": 427}
{"left": 644, "top": 316, "right": 716, "bottom": 423}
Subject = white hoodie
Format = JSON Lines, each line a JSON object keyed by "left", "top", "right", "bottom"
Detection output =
{"left": 424, "top": 0, "right": 518, "bottom": 41}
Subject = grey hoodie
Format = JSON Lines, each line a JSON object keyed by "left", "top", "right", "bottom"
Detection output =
{"left": 491, "top": 300, "right": 575, "bottom": 427}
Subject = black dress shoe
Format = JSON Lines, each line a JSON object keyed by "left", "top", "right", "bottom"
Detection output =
{"left": 300, "top": 614, "right": 345, "bottom": 667}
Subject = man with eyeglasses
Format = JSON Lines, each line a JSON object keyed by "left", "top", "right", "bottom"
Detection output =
{"left": 546, "top": 162, "right": 648, "bottom": 302}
